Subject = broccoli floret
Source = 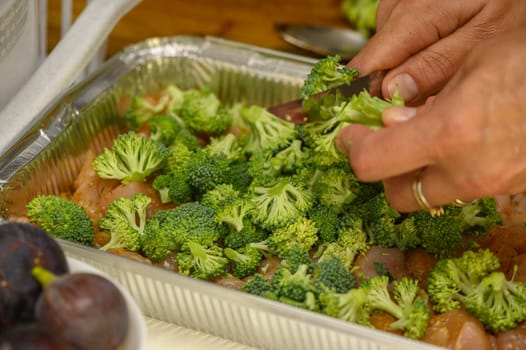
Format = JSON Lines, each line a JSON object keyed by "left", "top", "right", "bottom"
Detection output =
{"left": 460, "top": 197, "right": 502, "bottom": 235}
{"left": 362, "top": 193, "right": 419, "bottom": 250}
{"left": 271, "top": 139, "right": 312, "bottom": 175}
{"left": 341, "top": 0, "right": 379, "bottom": 38}
{"left": 362, "top": 275, "right": 430, "bottom": 339}
{"left": 342, "top": 90, "right": 403, "bottom": 130}
{"left": 125, "top": 94, "right": 170, "bottom": 129}
{"left": 163, "top": 84, "right": 186, "bottom": 116}
{"left": 180, "top": 89, "right": 232, "bottom": 135}
{"left": 172, "top": 127, "right": 201, "bottom": 151}
{"left": 464, "top": 271, "right": 526, "bottom": 333}
{"left": 26, "top": 195, "right": 94, "bottom": 246}
{"left": 314, "top": 255, "right": 356, "bottom": 293}
{"left": 200, "top": 184, "right": 240, "bottom": 210}
{"left": 319, "top": 286, "right": 370, "bottom": 325}
{"left": 224, "top": 223, "right": 269, "bottom": 250}
{"left": 241, "top": 105, "right": 297, "bottom": 153}
{"left": 152, "top": 169, "right": 193, "bottom": 205}
{"left": 92, "top": 131, "right": 169, "bottom": 184}
{"left": 148, "top": 114, "right": 182, "bottom": 146}
{"left": 250, "top": 177, "right": 313, "bottom": 229}
{"left": 300, "top": 55, "right": 359, "bottom": 99}
{"left": 247, "top": 150, "right": 281, "bottom": 185}
{"left": 278, "top": 243, "right": 314, "bottom": 273}
{"left": 224, "top": 245, "right": 263, "bottom": 279}
{"left": 185, "top": 150, "right": 231, "bottom": 194}
{"left": 303, "top": 119, "right": 351, "bottom": 166}
{"left": 427, "top": 249, "right": 501, "bottom": 313}
{"left": 308, "top": 202, "right": 341, "bottom": 243}
{"left": 205, "top": 133, "right": 244, "bottom": 162}
{"left": 214, "top": 196, "right": 255, "bottom": 233}
{"left": 410, "top": 205, "right": 467, "bottom": 258}
{"left": 241, "top": 274, "right": 278, "bottom": 300}
{"left": 227, "top": 162, "right": 253, "bottom": 192}
{"left": 312, "top": 165, "right": 360, "bottom": 212}
{"left": 165, "top": 142, "right": 194, "bottom": 173}
{"left": 141, "top": 202, "right": 228, "bottom": 262}
{"left": 267, "top": 217, "right": 318, "bottom": 256}
{"left": 317, "top": 222, "right": 369, "bottom": 271}
{"left": 98, "top": 193, "right": 151, "bottom": 252}
{"left": 176, "top": 242, "right": 228, "bottom": 280}
{"left": 271, "top": 264, "right": 316, "bottom": 303}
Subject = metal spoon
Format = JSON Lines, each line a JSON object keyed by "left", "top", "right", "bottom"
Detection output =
{"left": 275, "top": 23, "right": 368, "bottom": 61}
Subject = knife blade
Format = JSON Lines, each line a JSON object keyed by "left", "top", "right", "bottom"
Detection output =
{"left": 267, "top": 75, "right": 371, "bottom": 124}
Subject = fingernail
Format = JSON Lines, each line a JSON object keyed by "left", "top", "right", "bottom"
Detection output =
{"left": 383, "top": 106, "right": 417, "bottom": 124}
{"left": 387, "top": 73, "right": 418, "bottom": 101}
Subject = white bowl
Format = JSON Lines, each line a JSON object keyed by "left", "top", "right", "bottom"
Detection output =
{"left": 67, "top": 257, "right": 146, "bottom": 350}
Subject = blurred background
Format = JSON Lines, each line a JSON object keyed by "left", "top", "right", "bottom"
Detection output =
{"left": 46, "top": 0, "right": 350, "bottom": 59}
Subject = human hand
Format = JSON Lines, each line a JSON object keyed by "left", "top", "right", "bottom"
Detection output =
{"left": 337, "top": 27, "right": 526, "bottom": 213}
{"left": 348, "top": 0, "right": 526, "bottom": 104}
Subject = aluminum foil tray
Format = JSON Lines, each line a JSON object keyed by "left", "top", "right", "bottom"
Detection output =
{"left": 0, "top": 36, "right": 442, "bottom": 350}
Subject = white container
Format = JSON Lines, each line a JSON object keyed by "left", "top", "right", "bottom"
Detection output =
{"left": 0, "top": 0, "right": 141, "bottom": 157}
{"left": 0, "top": 0, "right": 46, "bottom": 109}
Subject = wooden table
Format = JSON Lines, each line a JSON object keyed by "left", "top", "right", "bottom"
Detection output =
{"left": 47, "top": 0, "right": 350, "bottom": 59}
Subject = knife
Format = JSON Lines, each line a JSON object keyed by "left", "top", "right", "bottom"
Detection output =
{"left": 267, "top": 75, "right": 371, "bottom": 124}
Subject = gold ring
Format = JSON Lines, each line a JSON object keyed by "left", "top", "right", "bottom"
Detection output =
{"left": 412, "top": 170, "right": 444, "bottom": 217}
{"left": 453, "top": 198, "right": 475, "bottom": 207}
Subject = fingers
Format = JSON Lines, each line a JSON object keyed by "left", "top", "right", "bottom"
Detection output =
{"left": 348, "top": 1, "right": 483, "bottom": 76}
{"left": 337, "top": 108, "right": 435, "bottom": 182}
{"left": 380, "top": 15, "right": 503, "bottom": 103}
{"left": 383, "top": 167, "right": 476, "bottom": 213}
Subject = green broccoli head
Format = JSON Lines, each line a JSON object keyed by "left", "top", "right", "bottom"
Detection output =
{"left": 460, "top": 197, "right": 503, "bottom": 235}
{"left": 268, "top": 217, "right": 319, "bottom": 256}
{"left": 300, "top": 55, "right": 359, "bottom": 99}
{"left": 147, "top": 114, "right": 182, "bottom": 146}
{"left": 241, "top": 105, "right": 297, "bottom": 153}
{"left": 241, "top": 274, "right": 277, "bottom": 300}
{"left": 319, "top": 286, "right": 370, "bottom": 325}
{"left": 92, "top": 131, "right": 169, "bottom": 184}
{"left": 312, "top": 165, "right": 360, "bottom": 212}
{"left": 331, "top": 90, "right": 402, "bottom": 131}
{"left": 362, "top": 275, "right": 430, "bottom": 339}
{"left": 278, "top": 243, "right": 314, "bottom": 273}
{"left": 224, "top": 223, "right": 269, "bottom": 250}
{"left": 176, "top": 241, "right": 228, "bottom": 280}
{"left": 200, "top": 184, "right": 240, "bottom": 210}
{"left": 141, "top": 202, "right": 228, "bottom": 262}
{"left": 308, "top": 201, "right": 341, "bottom": 243}
{"left": 205, "top": 133, "right": 245, "bottom": 163}
{"left": 125, "top": 94, "right": 169, "bottom": 130}
{"left": 464, "top": 271, "right": 526, "bottom": 333}
{"left": 314, "top": 255, "right": 356, "bottom": 294}
{"left": 409, "top": 205, "right": 466, "bottom": 257}
{"left": 224, "top": 245, "right": 263, "bottom": 279}
{"left": 165, "top": 142, "right": 194, "bottom": 174}
{"left": 341, "top": 0, "right": 379, "bottom": 38}
{"left": 185, "top": 150, "right": 231, "bottom": 194}
{"left": 98, "top": 193, "right": 152, "bottom": 252}
{"left": 271, "top": 264, "right": 316, "bottom": 303}
{"left": 427, "top": 249, "right": 501, "bottom": 313}
{"left": 26, "top": 195, "right": 94, "bottom": 246}
{"left": 214, "top": 196, "right": 255, "bottom": 233}
{"left": 303, "top": 119, "right": 350, "bottom": 166}
{"left": 390, "top": 278, "right": 431, "bottom": 339}
{"left": 152, "top": 170, "right": 193, "bottom": 205}
{"left": 180, "top": 89, "right": 232, "bottom": 135}
{"left": 250, "top": 177, "right": 313, "bottom": 230}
